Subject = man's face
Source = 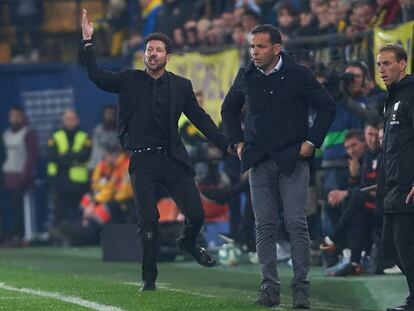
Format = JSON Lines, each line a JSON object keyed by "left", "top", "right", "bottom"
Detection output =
{"left": 63, "top": 110, "right": 79, "bottom": 131}
{"left": 250, "top": 32, "right": 281, "bottom": 71}
{"left": 9, "top": 109, "right": 25, "bottom": 130}
{"left": 277, "top": 9, "right": 294, "bottom": 28}
{"left": 104, "top": 152, "right": 118, "bottom": 165}
{"left": 315, "top": 3, "right": 330, "bottom": 26}
{"left": 103, "top": 108, "right": 116, "bottom": 124}
{"left": 345, "top": 66, "right": 364, "bottom": 95}
{"left": 344, "top": 137, "right": 366, "bottom": 159}
{"left": 378, "top": 127, "right": 384, "bottom": 147}
{"left": 377, "top": 50, "right": 407, "bottom": 86}
{"left": 364, "top": 125, "right": 380, "bottom": 151}
{"left": 144, "top": 40, "right": 170, "bottom": 72}
{"left": 353, "top": 5, "right": 373, "bottom": 28}
{"left": 242, "top": 15, "right": 258, "bottom": 32}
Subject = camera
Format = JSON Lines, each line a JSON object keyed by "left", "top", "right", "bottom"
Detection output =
{"left": 323, "top": 71, "right": 356, "bottom": 100}
{"left": 339, "top": 72, "right": 355, "bottom": 84}
{"left": 326, "top": 71, "right": 356, "bottom": 85}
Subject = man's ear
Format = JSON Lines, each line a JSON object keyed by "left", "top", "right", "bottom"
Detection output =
{"left": 166, "top": 54, "right": 171, "bottom": 64}
{"left": 399, "top": 59, "right": 407, "bottom": 72}
{"left": 273, "top": 44, "right": 281, "bottom": 56}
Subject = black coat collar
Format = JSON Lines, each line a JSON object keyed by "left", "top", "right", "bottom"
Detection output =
{"left": 245, "top": 51, "right": 297, "bottom": 74}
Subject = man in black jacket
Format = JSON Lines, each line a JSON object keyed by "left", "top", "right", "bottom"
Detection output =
{"left": 221, "top": 24, "right": 335, "bottom": 309}
{"left": 377, "top": 44, "right": 414, "bottom": 311}
{"left": 81, "top": 9, "right": 232, "bottom": 291}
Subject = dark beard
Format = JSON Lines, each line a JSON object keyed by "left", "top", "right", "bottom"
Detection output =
{"left": 144, "top": 58, "right": 166, "bottom": 72}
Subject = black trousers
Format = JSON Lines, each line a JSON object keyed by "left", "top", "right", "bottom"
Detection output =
{"left": 382, "top": 213, "right": 414, "bottom": 304}
{"left": 331, "top": 193, "right": 379, "bottom": 263}
{"left": 3, "top": 188, "right": 25, "bottom": 238}
{"left": 53, "top": 187, "right": 85, "bottom": 225}
{"left": 347, "top": 208, "right": 378, "bottom": 264}
{"left": 129, "top": 153, "right": 204, "bottom": 283}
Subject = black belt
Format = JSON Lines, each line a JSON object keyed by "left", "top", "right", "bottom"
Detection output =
{"left": 132, "top": 146, "right": 169, "bottom": 155}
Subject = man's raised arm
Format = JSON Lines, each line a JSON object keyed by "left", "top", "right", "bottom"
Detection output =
{"left": 80, "top": 9, "right": 122, "bottom": 93}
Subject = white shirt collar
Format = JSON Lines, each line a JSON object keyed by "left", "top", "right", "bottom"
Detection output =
{"left": 257, "top": 55, "right": 283, "bottom": 75}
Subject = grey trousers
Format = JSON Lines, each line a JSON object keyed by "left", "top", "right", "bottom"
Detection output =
{"left": 249, "top": 159, "right": 310, "bottom": 292}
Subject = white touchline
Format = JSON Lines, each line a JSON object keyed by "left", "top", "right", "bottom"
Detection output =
{"left": 0, "top": 282, "right": 125, "bottom": 311}
{"left": 124, "top": 282, "right": 216, "bottom": 298}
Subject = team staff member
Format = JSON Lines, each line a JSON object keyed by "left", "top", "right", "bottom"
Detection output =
{"left": 80, "top": 9, "right": 232, "bottom": 291}
{"left": 377, "top": 44, "right": 414, "bottom": 311}
{"left": 221, "top": 24, "right": 335, "bottom": 309}
{"left": 47, "top": 109, "right": 91, "bottom": 226}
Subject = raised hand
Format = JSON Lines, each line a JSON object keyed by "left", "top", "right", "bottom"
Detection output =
{"left": 348, "top": 158, "right": 360, "bottom": 178}
{"left": 81, "top": 9, "right": 94, "bottom": 40}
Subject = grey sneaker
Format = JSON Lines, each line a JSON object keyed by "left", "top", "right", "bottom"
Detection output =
{"left": 293, "top": 288, "right": 310, "bottom": 309}
{"left": 254, "top": 287, "right": 281, "bottom": 307}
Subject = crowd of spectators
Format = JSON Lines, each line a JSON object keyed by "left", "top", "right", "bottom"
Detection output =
{"left": 0, "top": 0, "right": 413, "bottom": 63}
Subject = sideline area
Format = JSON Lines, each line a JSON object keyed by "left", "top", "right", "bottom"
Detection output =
{"left": 0, "top": 247, "right": 406, "bottom": 311}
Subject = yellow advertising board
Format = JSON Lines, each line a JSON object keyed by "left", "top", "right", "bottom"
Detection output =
{"left": 373, "top": 21, "right": 414, "bottom": 89}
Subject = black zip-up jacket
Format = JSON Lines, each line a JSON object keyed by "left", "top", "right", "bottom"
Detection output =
{"left": 382, "top": 75, "right": 414, "bottom": 213}
{"left": 221, "top": 52, "right": 335, "bottom": 175}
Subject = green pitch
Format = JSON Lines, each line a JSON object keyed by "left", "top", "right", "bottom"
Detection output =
{"left": 0, "top": 247, "right": 407, "bottom": 310}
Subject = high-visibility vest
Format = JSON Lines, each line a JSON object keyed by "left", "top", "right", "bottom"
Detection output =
{"left": 47, "top": 129, "right": 89, "bottom": 183}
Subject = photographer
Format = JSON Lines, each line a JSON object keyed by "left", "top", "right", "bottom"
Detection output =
{"left": 320, "top": 61, "right": 376, "bottom": 266}
{"left": 341, "top": 61, "right": 382, "bottom": 125}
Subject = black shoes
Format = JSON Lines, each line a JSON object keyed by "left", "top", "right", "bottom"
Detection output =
{"left": 140, "top": 281, "right": 156, "bottom": 291}
{"left": 177, "top": 238, "right": 216, "bottom": 267}
{"left": 293, "top": 288, "right": 310, "bottom": 309}
{"left": 254, "top": 287, "right": 281, "bottom": 307}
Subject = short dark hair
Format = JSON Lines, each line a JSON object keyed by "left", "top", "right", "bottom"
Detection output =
{"left": 345, "top": 129, "right": 364, "bottom": 142}
{"left": 364, "top": 118, "right": 382, "bottom": 129}
{"left": 144, "top": 32, "right": 172, "bottom": 54}
{"left": 275, "top": 1, "right": 298, "bottom": 17}
{"left": 242, "top": 8, "right": 261, "bottom": 22}
{"left": 379, "top": 44, "right": 407, "bottom": 62}
{"left": 251, "top": 24, "right": 282, "bottom": 45}
{"left": 10, "top": 105, "right": 25, "bottom": 113}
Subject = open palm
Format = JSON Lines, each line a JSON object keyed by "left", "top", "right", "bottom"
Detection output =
{"left": 81, "top": 9, "right": 93, "bottom": 40}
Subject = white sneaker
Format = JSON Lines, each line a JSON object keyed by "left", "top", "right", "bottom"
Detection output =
{"left": 248, "top": 251, "right": 258, "bottom": 264}
{"left": 383, "top": 265, "right": 402, "bottom": 275}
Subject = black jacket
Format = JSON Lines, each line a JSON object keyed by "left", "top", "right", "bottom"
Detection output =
{"left": 382, "top": 75, "right": 414, "bottom": 213}
{"left": 221, "top": 52, "right": 335, "bottom": 175}
{"left": 360, "top": 148, "right": 381, "bottom": 210}
{"left": 81, "top": 45, "right": 228, "bottom": 175}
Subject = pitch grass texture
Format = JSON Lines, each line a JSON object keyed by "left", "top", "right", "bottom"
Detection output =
{"left": 0, "top": 247, "right": 407, "bottom": 310}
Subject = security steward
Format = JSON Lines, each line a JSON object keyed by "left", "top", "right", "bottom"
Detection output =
{"left": 47, "top": 109, "right": 91, "bottom": 227}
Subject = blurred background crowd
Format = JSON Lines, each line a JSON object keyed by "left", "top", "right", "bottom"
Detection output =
{"left": 0, "top": 0, "right": 413, "bottom": 63}
{"left": 0, "top": 0, "right": 413, "bottom": 275}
